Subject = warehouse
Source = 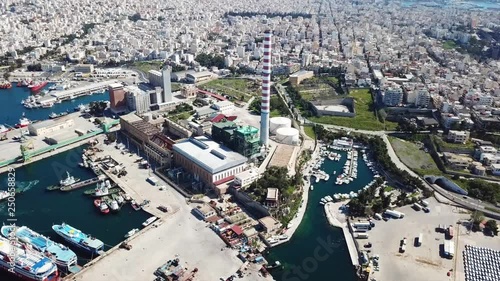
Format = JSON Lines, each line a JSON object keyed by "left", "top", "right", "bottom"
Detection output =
{"left": 28, "top": 118, "right": 74, "bottom": 136}
{"left": 172, "top": 136, "right": 248, "bottom": 192}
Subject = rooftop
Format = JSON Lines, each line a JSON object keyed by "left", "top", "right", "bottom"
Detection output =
{"left": 173, "top": 136, "right": 247, "bottom": 174}
{"left": 266, "top": 188, "right": 279, "bottom": 201}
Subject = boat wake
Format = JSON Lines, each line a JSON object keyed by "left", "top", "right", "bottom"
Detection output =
{"left": 13, "top": 180, "right": 40, "bottom": 193}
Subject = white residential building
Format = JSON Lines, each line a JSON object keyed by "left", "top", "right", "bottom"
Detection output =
{"left": 125, "top": 86, "right": 150, "bottom": 114}
{"left": 415, "top": 89, "right": 431, "bottom": 108}
{"left": 447, "top": 130, "right": 469, "bottom": 144}
{"left": 383, "top": 86, "right": 403, "bottom": 106}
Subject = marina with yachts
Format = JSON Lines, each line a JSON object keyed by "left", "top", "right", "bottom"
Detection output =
{"left": 307, "top": 137, "right": 381, "bottom": 205}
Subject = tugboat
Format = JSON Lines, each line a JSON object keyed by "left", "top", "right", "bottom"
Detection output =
{"left": 15, "top": 116, "right": 31, "bottom": 128}
{"left": 60, "top": 171, "right": 80, "bottom": 187}
{"left": 30, "top": 81, "right": 48, "bottom": 93}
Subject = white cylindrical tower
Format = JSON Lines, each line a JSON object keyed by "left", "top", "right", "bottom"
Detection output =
{"left": 260, "top": 30, "right": 272, "bottom": 146}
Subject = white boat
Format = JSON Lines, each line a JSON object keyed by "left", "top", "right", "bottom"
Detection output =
{"left": 116, "top": 194, "right": 124, "bottom": 205}
{"left": 60, "top": 171, "right": 79, "bottom": 186}
{"left": 310, "top": 185, "right": 314, "bottom": 191}
{"left": 0, "top": 190, "right": 9, "bottom": 202}
{"left": 142, "top": 216, "right": 157, "bottom": 227}
{"left": 0, "top": 125, "right": 9, "bottom": 134}
{"left": 99, "top": 202, "right": 109, "bottom": 213}
{"left": 124, "top": 228, "right": 139, "bottom": 238}
{"left": 110, "top": 200, "right": 120, "bottom": 211}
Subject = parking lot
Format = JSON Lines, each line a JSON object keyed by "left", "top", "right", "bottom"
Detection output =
{"left": 366, "top": 198, "right": 499, "bottom": 281}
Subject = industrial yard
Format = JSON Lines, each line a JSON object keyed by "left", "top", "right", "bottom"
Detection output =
{"left": 72, "top": 138, "right": 267, "bottom": 281}
{"left": 0, "top": 112, "right": 103, "bottom": 164}
{"left": 366, "top": 198, "right": 500, "bottom": 281}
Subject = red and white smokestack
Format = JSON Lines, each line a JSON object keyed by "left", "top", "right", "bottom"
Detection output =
{"left": 260, "top": 30, "right": 272, "bottom": 146}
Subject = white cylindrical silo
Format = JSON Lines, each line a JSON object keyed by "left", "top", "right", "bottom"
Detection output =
{"left": 275, "top": 127, "right": 300, "bottom": 145}
{"left": 270, "top": 117, "right": 292, "bottom": 134}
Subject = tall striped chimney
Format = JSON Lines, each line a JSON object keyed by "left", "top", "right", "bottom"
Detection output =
{"left": 260, "top": 30, "right": 272, "bottom": 146}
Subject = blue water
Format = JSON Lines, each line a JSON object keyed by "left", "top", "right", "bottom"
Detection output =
{"left": 267, "top": 150, "right": 374, "bottom": 281}
{"left": 0, "top": 84, "right": 108, "bottom": 126}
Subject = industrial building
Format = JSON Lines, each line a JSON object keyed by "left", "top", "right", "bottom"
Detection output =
{"left": 162, "top": 67, "right": 172, "bottom": 103}
{"left": 119, "top": 113, "right": 160, "bottom": 144}
{"left": 211, "top": 122, "right": 260, "bottom": 158}
{"left": 310, "top": 98, "right": 355, "bottom": 117}
{"left": 185, "top": 71, "right": 216, "bottom": 83}
{"left": 125, "top": 85, "right": 150, "bottom": 114}
{"left": 181, "top": 85, "right": 197, "bottom": 99}
{"left": 233, "top": 167, "right": 260, "bottom": 188}
{"left": 109, "top": 83, "right": 127, "bottom": 113}
{"left": 447, "top": 130, "right": 469, "bottom": 144}
{"left": 74, "top": 64, "right": 94, "bottom": 73}
{"left": 145, "top": 133, "right": 175, "bottom": 167}
{"left": 148, "top": 70, "right": 163, "bottom": 87}
{"left": 289, "top": 70, "right": 314, "bottom": 86}
{"left": 172, "top": 136, "right": 248, "bottom": 190}
{"left": 28, "top": 118, "right": 74, "bottom": 136}
{"left": 210, "top": 100, "right": 234, "bottom": 114}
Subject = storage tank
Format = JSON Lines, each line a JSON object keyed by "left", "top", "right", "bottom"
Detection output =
{"left": 275, "top": 127, "right": 300, "bottom": 145}
{"left": 270, "top": 117, "right": 292, "bottom": 134}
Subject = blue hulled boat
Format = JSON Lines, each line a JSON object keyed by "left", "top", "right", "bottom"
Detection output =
{"left": 52, "top": 223, "right": 104, "bottom": 256}
{"left": 1, "top": 225, "right": 78, "bottom": 271}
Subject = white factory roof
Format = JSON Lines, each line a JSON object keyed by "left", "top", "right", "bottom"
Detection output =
{"left": 28, "top": 117, "right": 72, "bottom": 130}
{"left": 173, "top": 136, "right": 247, "bottom": 174}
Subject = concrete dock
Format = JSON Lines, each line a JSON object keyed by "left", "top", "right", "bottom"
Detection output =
{"left": 324, "top": 202, "right": 359, "bottom": 267}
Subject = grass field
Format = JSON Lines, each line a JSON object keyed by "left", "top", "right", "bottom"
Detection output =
{"left": 309, "top": 89, "right": 398, "bottom": 131}
{"left": 303, "top": 126, "right": 316, "bottom": 139}
{"left": 433, "top": 136, "right": 476, "bottom": 150}
{"left": 201, "top": 78, "right": 260, "bottom": 102}
{"left": 297, "top": 77, "right": 338, "bottom": 101}
{"left": 443, "top": 40, "right": 457, "bottom": 50}
{"left": 389, "top": 137, "right": 442, "bottom": 175}
{"left": 132, "top": 61, "right": 163, "bottom": 73}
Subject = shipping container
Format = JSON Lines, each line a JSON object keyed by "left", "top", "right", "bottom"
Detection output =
{"left": 413, "top": 203, "right": 423, "bottom": 211}
{"left": 421, "top": 200, "right": 429, "bottom": 207}
{"left": 353, "top": 222, "right": 371, "bottom": 229}
{"left": 147, "top": 177, "right": 159, "bottom": 186}
{"left": 417, "top": 233, "right": 423, "bottom": 246}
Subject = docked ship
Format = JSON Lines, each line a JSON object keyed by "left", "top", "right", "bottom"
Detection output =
{"left": 59, "top": 171, "right": 80, "bottom": 187}
{"left": 0, "top": 125, "right": 10, "bottom": 134}
{"left": 30, "top": 81, "right": 48, "bottom": 93}
{"left": 0, "top": 226, "right": 78, "bottom": 271}
{"left": 51, "top": 223, "right": 104, "bottom": 256}
{"left": 0, "top": 236, "right": 59, "bottom": 281}
{"left": 15, "top": 117, "right": 31, "bottom": 128}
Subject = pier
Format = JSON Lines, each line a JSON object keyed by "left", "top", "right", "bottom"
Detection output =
{"left": 324, "top": 202, "right": 359, "bottom": 267}
{"left": 50, "top": 80, "right": 119, "bottom": 101}
{"left": 60, "top": 175, "right": 107, "bottom": 191}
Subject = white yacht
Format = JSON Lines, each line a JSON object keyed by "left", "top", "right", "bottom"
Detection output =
{"left": 60, "top": 171, "right": 79, "bottom": 186}
{"left": 124, "top": 228, "right": 139, "bottom": 238}
{"left": 110, "top": 200, "right": 120, "bottom": 211}
{"left": 142, "top": 216, "right": 157, "bottom": 227}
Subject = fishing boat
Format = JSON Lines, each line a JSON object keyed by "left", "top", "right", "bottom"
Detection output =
{"left": 49, "top": 112, "right": 58, "bottom": 119}
{"left": 90, "top": 188, "right": 120, "bottom": 197}
{"left": 52, "top": 223, "right": 104, "bottom": 256}
{"left": 109, "top": 200, "right": 120, "bottom": 212}
{"left": 124, "top": 228, "right": 139, "bottom": 238}
{"left": 1, "top": 225, "right": 78, "bottom": 271}
{"left": 142, "top": 216, "right": 157, "bottom": 227}
{"left": 99, "top": 202, "right": 110, "bottom": 214}
{"left": 46, "top": 185, "right": 61, "bottom": 191}
{"left": 15, "top": 117, "right": 31, "bottom": 128}
{"left": 131, "top": 200, "right": 141, "bottom": 211}
{"left": 0, "top": 236, "right": 59, "bottom": 281}
{"left": 112, "top": 193, "right": 124, "bottom": 205}
{"left": 60, "top": 172, "right": 80, "bottom": 187}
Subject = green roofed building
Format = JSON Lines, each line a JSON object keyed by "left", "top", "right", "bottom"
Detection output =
{"left": 211, "top": 122, "right": 260, "bottom": 158}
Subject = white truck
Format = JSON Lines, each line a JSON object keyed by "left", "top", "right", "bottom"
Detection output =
{"left": 444, "top": 240, "right": 455, "bottom": 258}
{"left": 384, "top": 209, "right": 405, "bottom": 219}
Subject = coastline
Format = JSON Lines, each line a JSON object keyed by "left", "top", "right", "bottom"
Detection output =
{"left": 273, "top": 140, "right": 317, "bottom": 246}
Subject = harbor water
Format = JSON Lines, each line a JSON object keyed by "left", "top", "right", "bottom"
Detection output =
{"left": 267, "top": 150, "right": 374, "bottom": 281}
{"left": 0, "top": 145, "right": 150, "bottom": 280}
{"left": 0, "top": 83, "right": 108, "bottom": 126}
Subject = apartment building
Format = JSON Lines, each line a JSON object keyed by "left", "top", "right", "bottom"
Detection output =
{"left": 447, "top": 130, "right": 469, "bottom": 144}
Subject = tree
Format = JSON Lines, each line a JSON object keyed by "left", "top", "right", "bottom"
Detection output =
{"left": 89, "top": 101, "right": 107, "bottom": 116}
{"left": 3, "top": 72, "right": 10, "bottom": 80}
{"left": 485, "top": 220, "right": 498, "bottom": 236}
